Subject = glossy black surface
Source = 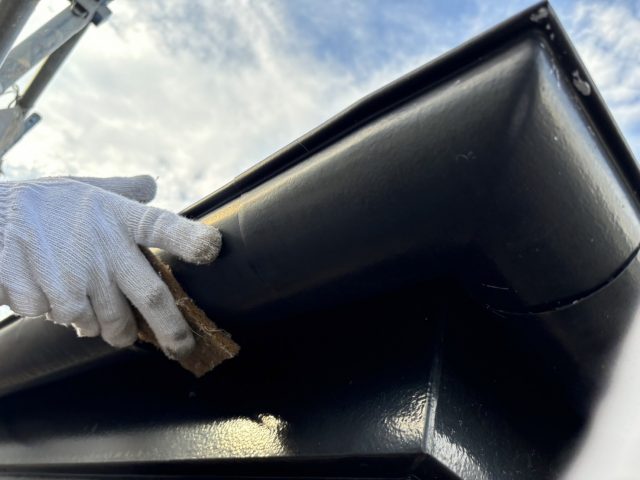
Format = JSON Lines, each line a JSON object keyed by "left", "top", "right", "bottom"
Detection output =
{"left": 0, "top": 3, "right": 637, "bottom": 479}
{"left": 0, "top": 282, "right": 580, "bottom": 478}
{"left": 181, "top": 28, "right": 640, "bottom": 319}
{"left": 0, "top": 316, "right": 120, "bottom": 397}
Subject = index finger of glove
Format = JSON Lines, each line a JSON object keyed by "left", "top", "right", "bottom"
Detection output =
{"left": 125, "top": 203, "right": 222, "bottom": 265}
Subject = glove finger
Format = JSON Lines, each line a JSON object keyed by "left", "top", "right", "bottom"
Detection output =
{"left": 0, "top": 285, "right": 9, "bottom": 307}
{"left": 5, "top": 284, "right": 49, "bottom": 317}
{"left": 0, "top": 245, "right": 49, "bottom": 316}
{"left": 89, "top": 278, "right": 137, "bottom": 348}
{"left": 69, "top": 175, "right": 157, "bottom": 203}
{"left": 3, "top": 262, "right": 50, "bottom": 317}
{"left": 45, "top": 294, "right": 95, "bottom": 327}
{"left": 125, "top": 203, "right": 222, "bottom": 265}
{"left": 71, "top": 314, "right": 100, "bottom": 338}
{"left": 113, "top": 246, "right": 195, "bottom": 359}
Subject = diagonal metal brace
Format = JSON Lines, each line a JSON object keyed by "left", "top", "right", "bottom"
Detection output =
{"left": 0, "top": 0, "right": 109, "bottom": 94}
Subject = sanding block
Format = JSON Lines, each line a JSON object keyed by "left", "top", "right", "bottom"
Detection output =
{"left": 134, "top": 247, "right": 240, "bottom": 376}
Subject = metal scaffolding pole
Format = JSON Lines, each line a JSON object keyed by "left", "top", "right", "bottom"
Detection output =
{"left": 0, "top": 0, "right": 39, "bottom": 69}
{"left": 0, "top": 3, "right": 99, "bottom": 95}
{"left": 0, "top": 0, "right": 111, "bottom": 161}
{"left": 17, "top": 26, "right": 88, "bottom": 112}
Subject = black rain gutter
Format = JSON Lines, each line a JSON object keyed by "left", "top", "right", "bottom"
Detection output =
{"left": 0, "top": 2, "right": 638, "bottom": 400}
{"left": 182, "top": 2, "right": 640, "bottom": 219}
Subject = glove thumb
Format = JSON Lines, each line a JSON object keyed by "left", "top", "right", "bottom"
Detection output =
{"left": 68, "top": 175, "right": 157, "bottom": 203}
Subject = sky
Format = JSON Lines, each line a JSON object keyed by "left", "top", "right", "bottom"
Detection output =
{"left": 1, "top": 0, "right": 639, "bottom": 211}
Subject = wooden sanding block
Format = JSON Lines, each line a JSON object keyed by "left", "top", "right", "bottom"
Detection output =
{"left": 133, "top": 247, "right": 240, "bottom": 377}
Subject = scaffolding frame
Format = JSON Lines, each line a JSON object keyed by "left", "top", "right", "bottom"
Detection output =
{"left": 0, "top": 0, "right": 111, "bottom": 165}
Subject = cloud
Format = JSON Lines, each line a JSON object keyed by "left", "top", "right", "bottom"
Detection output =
{"left": 560, "top": 2, "right": 640, "bottom": 154}
{"left": 4, "top": 1, "right": 378, "bottom": 209}
{"left": 2, "top": 1, "right": 638, "bottom": 211}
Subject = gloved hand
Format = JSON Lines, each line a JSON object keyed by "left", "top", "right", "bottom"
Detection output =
{"left": 0, "top": 175, "right": 221, "bottom": 359}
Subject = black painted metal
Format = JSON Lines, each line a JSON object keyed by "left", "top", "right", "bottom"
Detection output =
{"left": 0, "top": 315, "right": 129, "bottom": 396}
{"left": 178, "top": 29, "right": 640, "bottom": 317}
{"left": 0, "top": 2, "right": 636, "bottom": 478}
{"left": 0, "top": 283, "right": 580, "bottom": 478}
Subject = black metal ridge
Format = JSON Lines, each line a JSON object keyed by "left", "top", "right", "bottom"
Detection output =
{"left": 162, "top": 0, "right": 640, "bottom": 318}
{"left": 0, "top": 0, "right": 637, "bottom": 423}
{"left": 182, "top": 1, "right": 640, "bottom": 219}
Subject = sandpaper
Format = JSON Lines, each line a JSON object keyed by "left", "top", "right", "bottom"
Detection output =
{"left": 134, "top": 247, "right": 240, "bottom": 376}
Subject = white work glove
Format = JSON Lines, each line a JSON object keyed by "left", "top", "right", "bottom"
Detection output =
{"left": 0, "top": 175, "right": 222, "bottom": 359}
